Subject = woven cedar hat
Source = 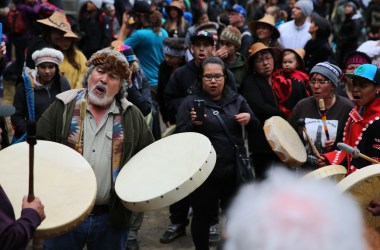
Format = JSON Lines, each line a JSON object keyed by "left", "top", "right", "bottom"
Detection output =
{"left": 37, "top": 11, "right": 78, "bottom": 39}
{"left": 283, "top": 48, "right": 306, "bottom": 70}
{"left": 165, "top": 1, "right": 183, "bottom": 16}
{"left": 247, "top": 42, "right": 281, "bottom": 64}
{"left": 249, "top": 14, "right": 280, "bottom": 40}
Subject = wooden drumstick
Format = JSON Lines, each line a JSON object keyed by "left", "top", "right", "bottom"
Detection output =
{"left": 318, "top": 99, "right": 330, "bottom": 140}
{"left": 26, "top": 120, "right": 37, "bottom": 202}
{"left": 337, "top": 143, "right": 380, "bottom": 164}
{"left": 297, "top": 119, "right": 321, "bottom": 158}
{"left": 76, "top": 99, "right": 86, "bottom": 153}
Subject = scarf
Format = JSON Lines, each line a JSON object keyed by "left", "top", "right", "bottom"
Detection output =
{"left": 67, "top": 90, "right": 124, "bottom": 184}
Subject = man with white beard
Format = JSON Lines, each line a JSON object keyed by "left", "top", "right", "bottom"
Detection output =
{"left": 36, "top": 48, "right": 155, "bottom": 250}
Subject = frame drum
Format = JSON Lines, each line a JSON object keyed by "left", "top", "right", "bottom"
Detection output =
{"left": 302, "top": 165, "right": 347, "bottom": 182}
{"left": 115, "top": 132, "right": 216, "bottom": 212}
{"left": 0, "top": 141, "right": 96, "bottom": 238}
{"left": 337, "top": 164, "right": 380, "bottom": 228}
{"left": 264, "top": 116, "right": 307, "bottom": 168}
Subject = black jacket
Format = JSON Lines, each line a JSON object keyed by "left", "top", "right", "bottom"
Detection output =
{"left": 157, "top": 60, "right": 186, "bottom": 124}
{"left": 78, "top": 9, "right": 112, "bottom": 59}
{"left": 304, "top": 38, "right": 335, "bottom": 74}
{"left": 11, "top": 73, "right": 70, "bottom": 139}
{"left": 241, "top": 73, "right": 286, "bottom": 153}
{"left": 163, "top": 59, "right": 237, "bottom": 123}
{"left": 176, "top": 86, "right": 259, "bottom": 178}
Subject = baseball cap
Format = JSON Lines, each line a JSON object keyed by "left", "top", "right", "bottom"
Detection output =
{"left": 0, "top": 105, "right": 15, "bottom": 116}
{"left": 229, "top": 4, "right": 247, "bottom": 18}
{"left": 345, "top": 64, "right": 380, "bottom": 84}
{"left": 190, "top": 30, "right": 214, "bottom": 46}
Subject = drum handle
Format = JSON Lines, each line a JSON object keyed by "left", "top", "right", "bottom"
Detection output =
{"left": 27, "top": 120, "right": 37, "bottom": 202}
{"left": 76, "top": 99, "right": 86, "bottom": 153}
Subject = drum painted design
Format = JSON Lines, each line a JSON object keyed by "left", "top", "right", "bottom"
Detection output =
{"left": 115, "top": 132, "right": 216, "bottom": 212}
{"left": 264, "top": 116, "right": 307, "bottom": 167}
{"left": 0, "top": 141, "right": 96, "bottom": 238}
{"left": 302, "top": 165, "right": 347, "bottom": 182}
{"left": 337, "top": 165, "right": 380, "bottom": 228}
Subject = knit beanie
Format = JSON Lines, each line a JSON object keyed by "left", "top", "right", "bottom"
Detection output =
{"left": 32, "top": 48, "right": 64, "bottom": 66}
{"left": 346, "top": 1, "right": 358, "bottom": 11}
{"left": 115, "top": 44, "right": 137, "bottom": 63}
{"left": 163, "top": 37, "right": 187, "bottom": 57}
{"left": 220, "top": 27, "right": 242, "bottom": 48}
{"left": 344, "top": 51, "right": 371, "bottom": 68}
{"left": 310, "top": 62, "right": 342, "bottom": 87}
{"left": 297, "top": 0, "right": 314, "bottom": 17}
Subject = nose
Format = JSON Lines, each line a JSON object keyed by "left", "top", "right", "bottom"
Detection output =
{"left": 100, "top": 73, "right": 109, "bottom": 84}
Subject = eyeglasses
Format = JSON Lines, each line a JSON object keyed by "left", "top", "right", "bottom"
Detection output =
{"left": 309, "top": 79, "right": 331, "bottom": 86}
{"left": 203, "top": 74, "right": 224, "bottom": 81}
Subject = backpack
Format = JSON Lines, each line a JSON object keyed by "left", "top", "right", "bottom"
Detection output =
{"left": 7, "top": 9, "right": 26, "bottom": 35}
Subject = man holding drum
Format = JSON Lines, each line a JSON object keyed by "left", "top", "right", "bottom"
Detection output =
{"left": 37, "top": 49, "right": 155, "bottom": 249}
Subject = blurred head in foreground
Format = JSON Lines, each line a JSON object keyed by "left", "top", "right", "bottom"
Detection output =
{"left": 224, "top": 168, "right": 367, "bottom": 250}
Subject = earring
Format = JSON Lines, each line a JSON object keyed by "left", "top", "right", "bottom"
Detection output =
{"left": 377, "top": 91, "right": 380, "bottom": 96}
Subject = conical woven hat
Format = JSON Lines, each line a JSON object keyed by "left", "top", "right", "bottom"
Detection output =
{"left": 37, "top": 11, "right": 78, "bottom": 39}
{"left": 249, "top": 14, "right": 280, "bottom": 40}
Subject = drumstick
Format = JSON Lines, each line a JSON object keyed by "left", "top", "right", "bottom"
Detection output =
{"left": 297, "top": 119, "right": 321, "bottom": 158}
{"left": 76, "top": 99, "right": 86, "bottom": 152}
{"left": 26, "top": 120, "right": 37, "bottom": 202}
{"left": 337, "top": 143, "right": 380, "bottom": 164}
{"left": 318, "top": 99, "right": 330, "bottom": 140}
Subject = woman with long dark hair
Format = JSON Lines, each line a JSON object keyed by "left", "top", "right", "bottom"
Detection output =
{"left": 163, "top": 1, "right": 189, "bottom": 38}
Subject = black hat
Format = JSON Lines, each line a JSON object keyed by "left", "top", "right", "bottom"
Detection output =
{"left": 190, "top": 30, "right": 214, "bottom": 46}
{"left": 131, "top": 0, "right": 152, "bottom": 14}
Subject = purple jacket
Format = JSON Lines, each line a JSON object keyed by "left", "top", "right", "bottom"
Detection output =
{"left": 0, "top": 186, "right": 41, "bottom": 249}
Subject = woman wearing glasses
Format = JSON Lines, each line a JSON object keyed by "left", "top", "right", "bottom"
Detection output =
{"left": 288, "top": 62, "right": 354, "bottom": 169}
{"left": 176, "top": 56, "right": 259, "bottom": 249}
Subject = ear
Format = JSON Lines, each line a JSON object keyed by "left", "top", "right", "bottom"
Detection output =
{"left": 375, "top": 85, "right": 380, "bottom": 94}
{"left": 190, "top": 44, "right": 195, "bottom": 54}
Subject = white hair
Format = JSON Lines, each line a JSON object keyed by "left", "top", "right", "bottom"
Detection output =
{"left": 224, "top": 168, "right": 367, "bottom": 250}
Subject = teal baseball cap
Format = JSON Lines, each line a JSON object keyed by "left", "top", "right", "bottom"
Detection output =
{"left": 345, "top": 64, "right": 380, "bottom": 84}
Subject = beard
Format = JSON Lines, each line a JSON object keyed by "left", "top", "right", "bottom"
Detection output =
{"left": 88, "top": 82, "right": 115, "bottom": 108}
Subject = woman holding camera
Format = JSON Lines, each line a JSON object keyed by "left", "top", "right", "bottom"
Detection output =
{"left": 175, "top": 56, "right": 259, "bottom": 249}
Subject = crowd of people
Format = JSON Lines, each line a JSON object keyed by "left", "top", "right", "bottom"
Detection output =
{"left": 2, "top": 0, "right": 380, "bottom": 249}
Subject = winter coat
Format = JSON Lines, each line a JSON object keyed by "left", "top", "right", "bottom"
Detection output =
{"left": 176, "top": 86, "right": 259, "bottom": 178}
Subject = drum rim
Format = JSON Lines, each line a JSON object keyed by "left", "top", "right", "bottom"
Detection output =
{"left": 264, "top": 116, "right": 307, "bottom": 167}
{"left": 115, "top": 132, "right": 217, "bottom": 212}
{"left": 0, "top": 140, "right": 97, "bottom": 239}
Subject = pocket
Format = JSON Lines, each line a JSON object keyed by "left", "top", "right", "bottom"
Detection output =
{"left": 105, "top": 131, "right": 113, "bottom": 158}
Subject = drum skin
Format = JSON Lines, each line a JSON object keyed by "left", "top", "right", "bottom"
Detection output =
{"left": 302, "top": 165, "right": 347, "bottom": 182}
{"left": 264, "top": 116, "right": 307, "bottom": 168}
{"left": 0, "top": 141, "right": 97, "bottom": 238}
{"left": 115, "top": 132, "right": 216, "bottom": 212}
{"left": 337, "top": 164, "right": 380, "bottom": 228}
